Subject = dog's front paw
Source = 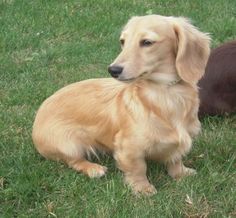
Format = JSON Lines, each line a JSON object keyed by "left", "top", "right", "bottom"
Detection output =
{"left": 134, "top": 183, "right": 157, "bottom": 196}
{"left": 129, "top": 181, "right": 157, "bottom": 196}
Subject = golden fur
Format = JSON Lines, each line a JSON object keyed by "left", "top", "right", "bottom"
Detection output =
{"left": 32, "top": 15, "right": 210, "bottom": 195}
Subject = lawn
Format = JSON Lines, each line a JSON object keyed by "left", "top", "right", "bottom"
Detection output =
{"left": 0, "top": 0, "right": 236, "bottom": 217}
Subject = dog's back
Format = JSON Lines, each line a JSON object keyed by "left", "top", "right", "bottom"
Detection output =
{"left": 199, "top": 40, "right": 236, "bottom": 116}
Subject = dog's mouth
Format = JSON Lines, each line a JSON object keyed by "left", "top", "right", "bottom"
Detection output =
{"left": 118, "top": 77, "right": 135, "bottom": 82}
{"left": 117, "top": 72, "right": 149, "bottom": 82}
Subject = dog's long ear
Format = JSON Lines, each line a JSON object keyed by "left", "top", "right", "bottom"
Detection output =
{"left": 173, "top": 18, "right": 210, "bottom": 85}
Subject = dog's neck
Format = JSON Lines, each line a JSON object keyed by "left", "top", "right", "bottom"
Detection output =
{"left": 166, "top": 78, "right": 182, "bottom": 86}
{"left": 147, "top": 72, "right": 182, "bottom": 86}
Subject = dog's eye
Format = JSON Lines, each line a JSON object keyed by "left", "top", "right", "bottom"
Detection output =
{"left": 140, "top": 39, "right": 154, "bottom": 47}
{"left": 120, "top": 39, "right": 125, "bottom": 46}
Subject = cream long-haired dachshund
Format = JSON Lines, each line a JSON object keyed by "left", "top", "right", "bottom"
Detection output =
{"left": 32, "top": 15, "right": 210, "bottom": 195}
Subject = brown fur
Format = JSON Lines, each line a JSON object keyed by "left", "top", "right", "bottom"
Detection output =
{"left": 199, "top": 40, "right": 236, "bottom": 116}
{"left": 32, "top": 15, "right": 210, "bottom": 195}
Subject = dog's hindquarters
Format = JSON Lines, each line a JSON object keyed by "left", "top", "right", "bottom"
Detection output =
{"left": 32, "top": 79, "right": 123, "bottom": 177}
{"left": 32, "top": 112, "right": 108, "bottom": 177}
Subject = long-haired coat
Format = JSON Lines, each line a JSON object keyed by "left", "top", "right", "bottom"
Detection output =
{"left": 32, "top": 15, "right": 210, "bottom": 195}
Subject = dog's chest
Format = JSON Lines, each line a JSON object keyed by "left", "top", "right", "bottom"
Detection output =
{"left": 143, "top": 113, "right": 177, "bottom": 142}
{"left": 142, "top": 112, "right": 192, "bottom": 161}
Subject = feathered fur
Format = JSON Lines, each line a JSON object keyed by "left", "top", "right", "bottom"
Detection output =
{"left": 32, "top": 15, "right": 210, "bottom": 195}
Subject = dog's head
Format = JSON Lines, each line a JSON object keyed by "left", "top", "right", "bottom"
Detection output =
{"left": 108, "top": 15, "right": 210, "bottom": 85}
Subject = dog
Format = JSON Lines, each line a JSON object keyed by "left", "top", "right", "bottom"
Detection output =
{"left": 32, "top": 15, "right": 210, "bottom": 195}
{"left": 199, "top": 40, "right": 236, "bottom": 116}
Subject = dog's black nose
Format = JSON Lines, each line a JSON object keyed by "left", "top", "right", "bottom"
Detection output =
{"left": 108, "top": 65, "right": 123, "bottom": 78}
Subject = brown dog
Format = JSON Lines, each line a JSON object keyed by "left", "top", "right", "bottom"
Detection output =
{"left": 32, "top": 15, "right": 210, "bottom": 195}
{"left": 199, "top": 40, "right": 236, "bottom": 116}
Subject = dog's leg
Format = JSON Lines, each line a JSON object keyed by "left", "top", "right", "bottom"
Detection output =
{"left": 114, "top": 150, "right": 157, "bottom": 195}
{"left": 167, "top": 159, "right": 196, "bottom": 179}
{"left": 64, "top": 138, "right": 107, "bottom": 178}
{"left": 68, "top": 159, "right": 107, "bottom": 178}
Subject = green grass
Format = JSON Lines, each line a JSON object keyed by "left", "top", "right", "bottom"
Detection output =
{"left": 0, "top": 0, "right": 236, "bottom": 217}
